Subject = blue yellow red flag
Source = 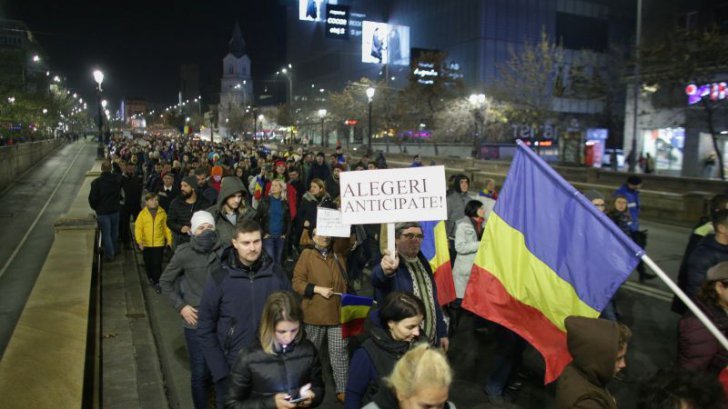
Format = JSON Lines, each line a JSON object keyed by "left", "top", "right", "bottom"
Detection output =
{"left": 462, "top": 140, "right": 643, "bottom": 383}
{"left": 340, "top": 294, "right": 375, "bottom": 339}
{"left": 420, "top": 220, "right": 456, "bottom": 306}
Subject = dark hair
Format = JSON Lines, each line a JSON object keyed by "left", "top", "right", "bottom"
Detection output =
{"left": 316, "top": 151, "right": 325, "bottom": 158}
{"left": 395, "top": 222, "right": 422, "bottom": 238}
{"left": 379, "top": 292, "right": 426, "bottom": 327}
{"left": 464, "top": 200, "right": 483, "bottom": 218}
{"left": 711, "top": 194, "right": 728, "bottom": 213}
{"left": 101, "top": 161, "right": 112, "bottom": 172}
{"left": 711, "top": 209, "right": 728, "bottom": 230}
{"left": 258, "top": 291, "right": 304, "bottom": 355}
{"left": 194, "top": 166, "right": 209, "bottom": 176}
{"left": 617, "top": 322, "right": 631, "bottom": 350}
{"left": 697, "top": 279, "right": 723, "bottom": 308}
{"left": 451, "top": 174, "right": 470, "bottom": 193}
{"left": 234, "top": 220, "right": 262, "bottom": 238}
{"left": 637, "top": 368, "right": 725, "bottom": 409}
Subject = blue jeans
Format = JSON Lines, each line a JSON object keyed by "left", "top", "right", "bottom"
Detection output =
{"left": 263, "top": 236, "right": 286, "bottom": 266}
{"left": 485, "top": 323, "right": 527, "bottom": 397}
{"left": 184, "top": 328, "right": 215, "bottom": 409}
{"left": 97, "top": 213, "right": 119, "bottom": 258}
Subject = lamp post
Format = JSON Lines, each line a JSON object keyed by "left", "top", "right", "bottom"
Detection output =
{"left": 318, "top": 109, "right": 327, "bottom": 147}
{"left": 469, "top": 93, "right": 486, "bottom": 159}
{"left": 93, "top": 69, "right": 104, "bottom": 159}
{"left": 278, "top": 65, "right": 293, "bottom": 104}
{"left": 366, "top": 87, "right": 375, "bottom": 154}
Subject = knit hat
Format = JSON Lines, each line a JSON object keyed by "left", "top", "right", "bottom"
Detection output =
{"left": 707, "top": 261, "right": 728, "bottom": 281}
{"left": 584, "top": 190, "right": 605, "bottom": 202}
{"left": 190, "top": 211, "right": 215, "bottom": 232}
{"left": 627, "top": 175, "right": 643, "bottom": 185}
{"left": 211, "top": 166, "right": 223, "bottom": 181}
{"left": 182, "top": 175, "right": 198, "bottom": 189}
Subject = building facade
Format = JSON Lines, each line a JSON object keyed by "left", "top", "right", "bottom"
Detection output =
{"left": 218, "top": 22, "right": 254, "bottom": 139}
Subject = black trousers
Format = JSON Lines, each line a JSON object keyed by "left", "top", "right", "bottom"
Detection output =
{"left": 142, "top": 246, "right": 165, "bottom": 284}
{"left": 120, "top": 204, "right": 141, "bottom": 245}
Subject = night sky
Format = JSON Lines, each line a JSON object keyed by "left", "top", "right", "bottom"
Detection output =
{"left": 0, "top": 0, "right": 287, "bottom": 106}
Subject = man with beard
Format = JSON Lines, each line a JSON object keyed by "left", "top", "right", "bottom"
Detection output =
{"left": 326, "top": 163, "right": 344, "bottom": 201}
{"left": 197, "top": 220, "right": 291, "bottom": 404}
{"left": 195, "top": 167, "right": 218, "bottom": 204}
{"left": 159, "top": 211, "right": 221, "bottom": 409}
{"left": 309, "top": 152, "right": 331, "bottom": 183}
{"left": 167, "top": 176, "right": 212, "bottom": 248}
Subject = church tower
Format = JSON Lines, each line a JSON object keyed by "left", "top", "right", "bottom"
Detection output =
{"left": 218, "top": 21, "right": 253, "bottom": 139}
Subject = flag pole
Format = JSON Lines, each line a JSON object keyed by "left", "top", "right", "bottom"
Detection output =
{"left": 642, "top": 254, "right": 728, "bottom": 351}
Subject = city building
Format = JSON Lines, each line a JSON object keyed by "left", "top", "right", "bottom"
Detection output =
{"left": 218, "top": 22, "right": 254, "bottom": 139}
{"left": 0, "top": 17, "right": 49, "bottom": 93}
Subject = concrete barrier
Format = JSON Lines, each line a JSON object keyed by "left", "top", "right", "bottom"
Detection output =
{"left": 0, "top": 139, "right": 64, "bottom": 193}
{"left": 0, "top": 161, "right": 99, "bottom": 408}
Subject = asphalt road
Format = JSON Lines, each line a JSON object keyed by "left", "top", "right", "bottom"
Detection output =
{"left": 0, "top": 139, "right": 97, "bottom": 358}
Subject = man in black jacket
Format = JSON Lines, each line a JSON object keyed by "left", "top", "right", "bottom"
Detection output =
{"left": 682, "top": 209, "right": 728, "bottom": 300}
{"left": 119, "top": 162, "right": 143, "bottom": 248}
{"left": 88, "top": 161, "right": 122, "bottom": 261}
{"left": 197, "top": 220, "right": 291, "bottom": 404}
{"left": 167, "top": 176, "right": 212, "bottom": 249}
{"left": 156, "top": 173, "right": 179, "bottom": 212}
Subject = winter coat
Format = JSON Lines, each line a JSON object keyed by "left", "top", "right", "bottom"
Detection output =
{"left": 607, "top": 210, "right": 631, "bottom": 237}
{"left": 198, "top": 182, "right": 218, "bottom": 205}
{"left": 673, "top": 221, "right": 716, "bottom": 314}
{"left": 445, "top": 177, "right": 474, "bottom": 238}
{"left": 371, "top": 253, "right": 448, "bottom": 341}
{"left": 257, "top": 195, "right": 291, "bottom": 238}
{"left": 134, "top": 207, "right": 172, "bottom": 248}
{"left": 226, "top": 339, "right": 325, "bottom": 409}
{"left": 683, "top": 234, "right": 728, "bottom": 299}
{"left": 156, "top": 185, "right": 179, "bottom": 212}
{"left": 555, "top": 316, "right": 620, "bottom": 409}
{"left": 197, "top": 246, "right": 291, "bottom": 382}
{"left": 612, "top": 184, "right": 640, "bottom": 232}
{"left": 158, "top": 236, "right": 221, "bottom": 328}
{"left": 292, "top": 247, "right": 349, "bottom": 326}
{"left": 345, "top": 312, "right": 424, "bottom": 409}
{"left": 678, "top": 297, "right": 728, "bottom": 376}
{"left": 88, "top": 171, "right": 121, "bottom": 215}
{"left": 120, "top": 172, "right": 143, "bottom": 210}
{"left": 453, "top": 216, "right": 480, "bottom": 299}
{"left": 295, "top": 192, "right": 335, "bottom": 242}
{"left": 309, "top": 162, "right": 331, "bottom": 184}
{"left": 207, "top": 176, "right": 257, "bottom": 246}
{"left": 166, "top": 195, "right": 212, "bottom": 247}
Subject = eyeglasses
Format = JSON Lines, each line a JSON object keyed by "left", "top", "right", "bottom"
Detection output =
{"left": 402, "top": 233, "right": 425, "bottom": 240}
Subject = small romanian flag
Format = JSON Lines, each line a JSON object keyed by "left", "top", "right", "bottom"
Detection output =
{"left": 462, "top": 140, "right": 642, "bottom": 384}
{"left": 253, "top": 176, "right": 264, "bottom": 201}
{"left": 340, "top": 294, "right": 375, "bottom": 339}
{"left": 420, "top": 220, "right": 457, "bottom": 306}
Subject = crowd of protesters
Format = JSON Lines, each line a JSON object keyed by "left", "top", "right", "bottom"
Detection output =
{"left": 85, "top": 133, "right": 728, "bottom": 409}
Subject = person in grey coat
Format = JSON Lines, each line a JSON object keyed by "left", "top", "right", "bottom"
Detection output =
{"left": 159, "top": 210, "right": 222, "bottom": 409}
{"left": 207, "top": 176, "right": 257, "bottom": 247}
{"left": 451, "top": 200, "right": 486, "bottom": 331}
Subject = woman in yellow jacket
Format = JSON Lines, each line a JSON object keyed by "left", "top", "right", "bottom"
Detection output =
{"left": 135, "top": 192, "right": 173, "bottom": 293}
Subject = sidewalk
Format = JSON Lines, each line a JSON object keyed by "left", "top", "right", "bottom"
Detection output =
{"left": 102, "top": 250, "right": 168, "bottom": 409}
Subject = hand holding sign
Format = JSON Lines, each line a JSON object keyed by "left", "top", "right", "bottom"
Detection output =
{"left": 380, "top": 250, "right": 400, "bottom": 276}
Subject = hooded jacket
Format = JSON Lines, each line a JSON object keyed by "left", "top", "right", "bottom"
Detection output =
{"left": 207, "top": 176, "right": 258, "bottom": 246}
{"left": 555, "top": 316, "right": 620, "bottom": 409}
{"left": 445, "top": 175, "right": 473, "bottom": 238}
{"left": 197, "top": 245, "right": 291, "bottom": 382}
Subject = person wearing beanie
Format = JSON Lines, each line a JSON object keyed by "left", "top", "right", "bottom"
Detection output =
{"left": 207, "top": 176, "right": 257, "bottom": 246}
{"left": 135, "top": 192, "right": 173, "bottom": 293}
{"left": 584, "top": 190, "right": 605, "bottom": 211}
{"left": 167, "top": 176, "right": 212, "bottom": 249}
{"left": 678, "top": 260, "right": 728, "bottom": 383}
{"left": 160, "top": 210, "right": 222, "bottom": 409}
{"left": 210, "top": 165, "right": 223, "bottom": 193}
{"left": 613, "top": 176, "right": 655, "bottom": 282}
{"left": 556, "top": 316, "right": 631, "bottom": 409}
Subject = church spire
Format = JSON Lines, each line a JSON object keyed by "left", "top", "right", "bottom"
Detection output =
{"left": 229, "top": 21, "right": 246, "bottom": 58}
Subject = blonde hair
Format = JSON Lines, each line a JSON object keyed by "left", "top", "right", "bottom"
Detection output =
{"left": 269, "top": 178, "right": 287, "bottom": 199}
{"left": 258, "top": 291, "right": 303, "bottom": 355}
{"left": 385, "top": 343, "right": 453, "bottom": 399}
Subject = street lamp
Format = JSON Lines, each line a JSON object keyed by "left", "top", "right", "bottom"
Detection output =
{"left": 366, "top": 87, "right": 375, "bottom": 153}
{"left": 278, "top": 67, "right": 293, "bottom": 104}
{"left": 318, "top": 109, "right": 327, "bottom": 147}
{"left": 93, "top": 69, "right": 104, "bottom": 159}
{"left": 469, "top": 93, "right": 486, "bottom": 159}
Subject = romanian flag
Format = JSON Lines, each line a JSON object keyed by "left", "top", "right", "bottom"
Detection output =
{"left": 340, "top": 294, "right": 375, "bottom": 339}
{"left": 252, "top": 176, "right": 264, "bottom": 201}
{"left": 462, "top": 141, "right": 643, "bottom": 384}
{"left": 420, "top": 220, "right": 457, "bottom": 306}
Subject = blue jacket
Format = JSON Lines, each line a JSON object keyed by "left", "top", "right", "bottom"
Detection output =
{"left": 197, "top": 245, "right": 291, "bottom": 382}
{"left": 371, "top": 253, "right": 447, "bottom": 340}
{"left": 613, "top": 184, "right": 640, "bottom": 232}
{"left": 684, "top": 234, "right": 728, "bottom": 299}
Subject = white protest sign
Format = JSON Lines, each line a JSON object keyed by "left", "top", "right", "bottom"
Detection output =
{"left": 339, "top": 166, "right": 448, "bottom": 225}
{"left": 315, "top": 208, "right": 352, "bottom": 238}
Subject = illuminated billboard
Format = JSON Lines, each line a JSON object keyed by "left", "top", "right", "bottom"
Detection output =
{"left": 361, "top": 21, "right": 410, "bottom": 65}
{"left": 325, "top": 4, "right": 349, "bottom": 39}
{"left": 299, "top": 0, "right": 334, "bottom": 22}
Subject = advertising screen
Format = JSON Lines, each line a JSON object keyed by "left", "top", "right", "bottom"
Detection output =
{"left": 325, "top": 4, "right": 349, "bottom": 39}
{"left": 361, "top": 21, "right": 410, "bottom": 65}
{"left": 299, "top": 0, "right": 335, "bottom": 22}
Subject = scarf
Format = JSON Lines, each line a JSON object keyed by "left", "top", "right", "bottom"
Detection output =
{"left": 191, "top": 229, "right": 218, "bottom": 253}
{"left": 403, "top": 256, "right": 437, "bottom": 344}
